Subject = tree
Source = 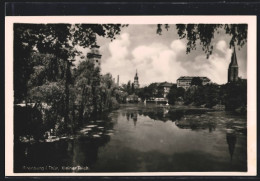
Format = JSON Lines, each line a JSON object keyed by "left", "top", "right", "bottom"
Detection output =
{"left": 137, "top": 86, "right": 151, "bottom": 101}
{"left": 126, "top": 81, "right": 132, "bottom": 95}
{"left": 29, "top": 81, "right": 66, "bottom": 133}
{"left": 176, "top": 87, "right": 185, "bottom": 99}
{"left": 157, "top": 24, "right": 247, "bottom": 58}
{"left": 184, "top": 85, "right": 200, "bottom": 105}
{"left": 223, "top": 80, "right": 247, "bottom": 112}
{"left": 193, "top": 86, "right": 206, "bottom": 106}
{"left": 191, "top": 77, "right": 203, "bottom": 86}
{"left": 14, "top": 106, "right": 43, "bottom": 141}
{"left": 167, "top": 86, "right": 185, "bottom": 104}
{"left": 167, "top": 86, "right": 177, "bottom": 104}
{"left": 204, "top": 84, "right": 220, "bottom": 108}
{"left": 73, "top": 60, "right": 97, "bottom": 125}
{"left": 131, "top": 83, "right": 135, "bottom": 94}
{"left": 14, "top": 23, "right": 126, "bottom": 127}
{"left": 183, "top": 83, "right": 221, "bottom": 107}
{"left": 148, "top": 83, "right": 160, "bottom": 98}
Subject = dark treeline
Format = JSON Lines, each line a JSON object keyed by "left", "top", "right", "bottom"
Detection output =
{"left": 181, "top": 80, "right": 247, "bottom": 111}
{"left": 137, "top": 79, "right": 247, "bottom": 113}
{"left": 14, "top": 23, "right": 127, "bottom": 141}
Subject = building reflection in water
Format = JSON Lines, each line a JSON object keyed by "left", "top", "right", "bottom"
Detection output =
{"left": 125, "top": 112, "right": 138, "bottom": 126}
{"left": 226, "top": 129, "right": 237, "bottom": 161}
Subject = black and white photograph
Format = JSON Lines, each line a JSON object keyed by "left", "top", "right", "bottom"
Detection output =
{"left": 5, "top": 16, "right": 256, "bottom": 176}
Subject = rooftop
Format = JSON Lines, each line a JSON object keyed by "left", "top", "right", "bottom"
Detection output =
{"left": 158, "top": 82, "right": 174, "bottom": 87}
{"left": 177, "top": 76, "right": 210, "bottom": 81}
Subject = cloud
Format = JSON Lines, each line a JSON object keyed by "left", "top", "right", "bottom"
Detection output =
{"left": 216, "top": 40, "right": 228, "bottom": 53}
{"left": 83, "top": 34, "right": 237, "bottom": 86}
{"left": 72, "top": 25, "right": 246, "bottom": 86}
{"left": 170, "top": 39, "right": 186, "bottom": 53}
{"left": 131, "top": 40, "right": 187, "bottom": 85}
{"left": 102, "top": 36, "right": 188, "bottom": 86}
{"left": 101, "top": 33, "right": 134, "bottom": 83}
{"left": 131, "top": 43, "right": 168, "bottom": 66}
{"left": 108, "top": 33, "right": 130, "bottom": 59}
{"left": 187, "top": 40, "right": 233, "bottom": 84}
{"left": 101, "top": 31, "right": 240, "bottom": 86}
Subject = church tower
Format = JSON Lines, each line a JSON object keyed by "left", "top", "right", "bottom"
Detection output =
{"left": 228, "top": 47, "right": 239, "bottom": 82}
{"left": 134, "top": 70, "right": 139, "bottom": 89}
{"left": 87, "top": 44, "right": 102, "bottom": 68}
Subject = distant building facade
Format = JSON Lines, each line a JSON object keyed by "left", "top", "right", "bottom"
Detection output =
{"left": 87, "top": 44, "right": 102, "bottom": 68}
{"left": 228, "top": 47, "right": 239, "bottom": 82}
{"left": 126, "top": 94, "right": 140, "bottom": 103}
{"left": 134, "top": 70, "right": 140, "bottom": 89}
{"left": 177, "top": 76, "right": 211, "bottom": 90}
{"left": 158, "top": 82, "right": 174, "bottom": 98}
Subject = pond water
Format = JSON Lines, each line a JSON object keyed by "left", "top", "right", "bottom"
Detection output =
{"left": 14, "top": 103, "right": 247, "bottom": 172}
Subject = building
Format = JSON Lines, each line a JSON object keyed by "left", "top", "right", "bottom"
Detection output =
{"left": 177, "top": 76, "right": 211, "bottom": 90}
{"left": 126, "top": 94, "right": 140, "bottom": 103}
{"left": 87, "top": 44, "right": 102, "bottom": 68}
{"left": 228, "top": 47, "right": 239, "bottom": 82}
{"left": 158, "top": 82, "right": 174, "bottom": 98}
{"left": 133, "top": 70, "right": 140, "bottom": 89}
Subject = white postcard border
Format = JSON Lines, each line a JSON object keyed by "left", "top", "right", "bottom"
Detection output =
{"left": 5, "top": 15, "right": 257, "bottom": 176}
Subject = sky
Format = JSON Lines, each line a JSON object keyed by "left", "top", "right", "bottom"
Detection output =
{"left": 76, "top": 24, "right": 247, "bottom": 86}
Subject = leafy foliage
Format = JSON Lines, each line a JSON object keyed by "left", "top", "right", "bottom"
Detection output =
{"left": 158, "top": 24, "right": 247, "bottom": 58}
{"left": 14, "top": 106, "right": 44, "bottom": 141}
{"left": 137, "top": 83, "right": 160, "bottom": 100}
{"left": 14, "top": 23, "right": 126, "bottom": 139}
{"left": 222, "top": 80, "right": 247, "bottom": 111}
{"left": 14, "top": 23, "right": 126, "bottom": 103}
{"left": 167, "top": 86, "right": 185, "bottom": 104}
{"left": 191, "top": 77, "right": 203, "bottom": 86}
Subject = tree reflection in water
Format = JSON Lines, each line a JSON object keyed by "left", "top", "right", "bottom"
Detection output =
{"left": 120, "top": 104, "right": 244, "bottom": 170}
{"left": 226, "top": 130, "right": 237, "bottom": 161}
{"left": 14, "top": 115, "right": 115, "bottom": 172}
{"left": 14, "top": 104, "right": 246, "bottom": 172}
{"left": 122, "top": 104, "right": 242, "bottom": 163}
{"left": 71, "top": 136, "right": 111, "bottom": 170}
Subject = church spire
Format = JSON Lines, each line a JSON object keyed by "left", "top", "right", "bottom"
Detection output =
{"left": 228, "top": 45, "right": 239, "bottom": 82}
{"left": 230, "top": 46, "right": 238, "bottom": 67}
{"left": 134, "top": 69, "right": 139, "bottom": 88}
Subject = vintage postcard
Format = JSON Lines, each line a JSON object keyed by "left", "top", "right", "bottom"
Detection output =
{"left": 5, "top": 16, "right": 257, "bottom": 176}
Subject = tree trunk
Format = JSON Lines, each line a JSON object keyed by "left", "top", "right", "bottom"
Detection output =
{"left": 92, "top": 87, "right": 97, "bottom": 116}
{"left": 64, "top": 60, "right": 70, "bottom": 128}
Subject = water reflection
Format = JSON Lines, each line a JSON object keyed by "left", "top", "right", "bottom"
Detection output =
{"left": 139, "top": 107, "right": 217, "bottom": 133}
{"left": 126, "top": 112, "right": 138, "bottom": 126}
{"left": 14, "top": 116, "right": 115, "bottom": 172}
{"left": 72, "top": 137, "right": 111, "bottom": 169}
{"left": 139, "top": 106, "right": 209, "bottom": 123}
{"left": 14, "top": 104, "right": 247, "bottom": 172}
{"left": 140, "top": 107, "right": 180, "bottom": 122}
{"left": 226, "top": 130, "right": 237, "bottom": 161}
